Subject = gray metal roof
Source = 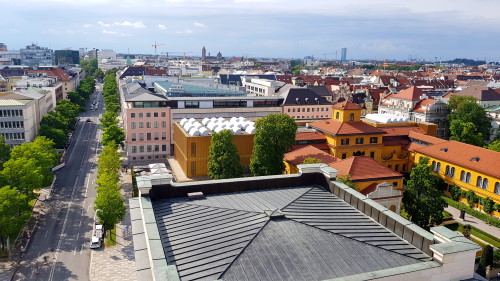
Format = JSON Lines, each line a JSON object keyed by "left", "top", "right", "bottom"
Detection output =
{"left": 151, "top": 186, "right": 431, "bottom": 281}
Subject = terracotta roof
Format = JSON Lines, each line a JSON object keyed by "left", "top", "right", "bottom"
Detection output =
{"left": 284, "top": 145, "right": 339, "bottom": 166}
{"left": 413, "top": 99, "right": 437, "bottom": 113}
{"left": 295, "top": 131, "right": 326, "bottom": 141}
{"left": 392, "top": 86, "right": 424, "bottom": 101}
{"left": 408, "top": 131, "right": 446, "bottom": 145}
{"left": 331, "top": 156, "right": 403, "bottom": 181}
{"left": 332, "top": 100, "right": 361, "bottom": 110}
{"left": 291, "top": 143, "right": 330, "bottom": 151}
{"left": 360, "top": 182, "right": 379, "bottom": 195}
{"left": 381, "top": 127, "right": 426, "bottom": 137}
{"left": 413, "top": 140, "right": 500, "bottom": 178}
{"left": 309, "top": 119, "right": 386, "bottom": 136}
{"left": 26, "top": 68, "right": 72, "bottom": 82}
{"left": 454, "top": 86, "right": 500, "bottom": 101}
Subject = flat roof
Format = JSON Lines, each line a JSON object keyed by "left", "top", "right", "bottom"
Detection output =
{"left": 155, "top": 81, "right": 245, "bottom": 97}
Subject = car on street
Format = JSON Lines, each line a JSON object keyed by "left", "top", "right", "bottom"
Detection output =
{"left": 90, "top": 236, "right": 101, "bottom": 249}
{"left": 86, "top": 118, "right": 91, "bottom": 122}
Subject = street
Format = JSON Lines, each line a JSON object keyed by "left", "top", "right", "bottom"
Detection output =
{"left": 12, "top": 86, "right": 104, "bottom": 281}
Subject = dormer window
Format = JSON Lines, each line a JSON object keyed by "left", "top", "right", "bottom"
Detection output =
{"left": 295, "top": 98, "right": 300, "bottom": 104}
{"left": 470, "top": 157, "right": 480, "bottom": 162}
{"left": 440, "top": 148, "right": 448, "bottom": 152}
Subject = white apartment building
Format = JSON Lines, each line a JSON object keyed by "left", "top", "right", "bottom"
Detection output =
{"left": 0, "top": 99, "right": 37, "bottom": 146}
{"left": 242, "top": 77, "right": 285, "bottom": 96}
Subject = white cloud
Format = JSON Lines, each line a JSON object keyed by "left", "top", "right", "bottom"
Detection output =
{"left": 157, "top": 24, "right": 167, "bottom": 30}
{"left": 114, "top": 21, "right": 146, "bottom": 28}
{"left": 193, "top": 21, "right": 206, "bottom": 27}
{"left": 97, "top": 21, "right": 111, "bottom": 27}
{"left": 102, "top": 29, "right": 118, "bottom": 35}
{"left": 83, "top": 24, "right": 93, "bottom": 28}
{"left": 176, "top": 29, "right": 193, "bottom": 34}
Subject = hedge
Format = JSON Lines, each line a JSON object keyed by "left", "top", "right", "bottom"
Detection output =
{"left": 443, "top": 196, "right": 500, "bottom": 228}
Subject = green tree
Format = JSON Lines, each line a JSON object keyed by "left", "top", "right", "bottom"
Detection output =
{"left": 80, "top": 58, "right": 98, "bottom": 77}
{"left": 40, "top": 111, "right": 69, "bottom": 133}
{"left": 0, "top": 136, "right": 11, "bottom": 170}
{"left": 39, "top": 124, "right": 67, "bottom": 149}
{"left": 464, "top": 190, "right": 478, "bottom": 208}
{"left": 67, "top": 91, "right": 86, "bottom": 111}
{"left": 250, "top": 114, "right": 297, "bottom": 176}
{"left": 100, "top": 111, "right": 118, "bottom": 130}
{"left": 56, "top": 100, "right": 80, "bottom": 121}
{"left": 301, "top": 157, "right": 323, "bottom": 164}
{"left": 481, "top": 197, "right": 494, "bottom": 214}
{"left": 208, "top": 130, "right": 244, "bottom": 179}
{"left": 337, "top": 174, "right": 358, "bottom": 190}
{"left": 449, "top": 120, "right": 483, "bottom": 146}
{"left": 448, "top": 96, "right": 491, "bottom": 144}
{"left": 478, "top": 245, "right": 493, "bottom": 276}
{"left": 402, "top": 157, "right": 447, "bottom": 229}
{"left": 2, "top": 158, "right": 43, "bottom": 199}
{"left": 102, "top": 124, "right": 125, "bottom": 148}
{"left": 94, "top": 68, "right": 105, "bottom": 80}
{"left": 97, "top": 143, "right": 121, "bottom": 175}
{"left": 0, "top": 186, "right": 30, "bottom": 252}
{"left": 485, "top": 139, "right": 500, "bottom": 152}
{"left": 94, "top": 188, "right": 126, "bottom": 236}
{"left": 9, "top": 136, "right": 58, "bottom": 186}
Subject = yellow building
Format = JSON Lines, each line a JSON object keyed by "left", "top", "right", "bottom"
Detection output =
{"left": 408, "top": 133, "right": 500, "bottom": 217}
{"left": 173, "top": 122, "right": 254, "bottom": 178}
{"left": 309, "top": 101, "right": 386, "bottom": 161}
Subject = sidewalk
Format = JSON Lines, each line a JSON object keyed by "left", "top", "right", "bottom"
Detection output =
{"left": 89, "top": 172, "right": 137, "bottom": 281}
{"left": 445, "top": 205, "right": 500, "bottom": 238}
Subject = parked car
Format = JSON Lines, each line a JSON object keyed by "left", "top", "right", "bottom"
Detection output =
{"left": 90, "top": 236, "right": 101, "bottom": 249}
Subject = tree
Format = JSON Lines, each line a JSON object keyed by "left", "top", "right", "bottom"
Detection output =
{"left": 402, "top": 157, "right": 447, "bottom": 229}
{"left": 464, "top": 190, "right": 478, "bottom": 208}
{"left": 478, "top": 245, "right": 493, "bottom": 276}
{"left": 67, "top": 91, "right": 86, "bottom": 111}
{"left": 485, "top": 139, "right": 500, "bottom": 152}
{"left": 94, "top": 68, "right": 105, "bottom": 80}
{"left": 100, "top": 111, "right": 118, "bottom": 130}
{"left": 448, "top": 96, "right": 491, "bottom": 144}
{"left": 2, "top": 158, "right": 44, "bottom": 199}
{"left": 102, "top": 124, "right": 125, "bottom": 148}
{"left": 0, "top": 136, "right": 11, "bottom": 170}
{"left": 250, "top": 114, "right": 297, "bottom": 176}
{"left": 97, "top": 143, "right": 121, "bottom": 175}
{"left": 301, "top": 157, "right": 323, "bottom": 164}
{"left": 56, "top": 100, "right": 80, "bottom": 121}
{"left": 40, "top": 111, "right": 69, "bottom": 133}
{"left": 208, "top": 130, "right": 245, "bottom": 179}
{"left": 449, "top": 120, "right": 483, "bottom": 146}
{"left": 337, "top": 174, "right": 358, "bottom": 190}
{"left": 94, "top": 188, "right": 126, "bottom": 236}
{"left": 0, "top": 186, "right": 30, "bottom": 252}
{"left": 481, "top": 197, "right": 494, "bottom": 214}
{"left": 39, "top": 125, "right": 67, "bottom": 149}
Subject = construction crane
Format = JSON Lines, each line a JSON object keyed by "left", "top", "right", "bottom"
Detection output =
{"left": 152, "top": 42, "right": 165, "bottom": 66}
{"left": 321, "top": 53, "right": 336, "bottom": 60}
{"left": 161, "top": 51, "right": 192, "bottom": 60}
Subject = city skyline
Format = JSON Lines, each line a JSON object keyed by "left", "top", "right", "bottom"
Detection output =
{"left": 3, "top": 0, "right": 500, "bottom": 61}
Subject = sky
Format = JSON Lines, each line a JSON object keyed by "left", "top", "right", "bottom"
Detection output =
{"left": 3, "top": 0, "right": 500, "bottom": 61}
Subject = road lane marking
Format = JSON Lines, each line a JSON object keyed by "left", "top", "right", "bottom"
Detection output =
{"left": 45, "top": 230, "right": 49, "bottom": 238}
{"left": 79, "top": 220, "right": 82, "bottom": 227}
{"left": 73, "top": 247, "right": 76, "bottom": 255}
{"left": 80, "top": 244, "right": 84, "bottom": 254}
{"left": 76, "top": 233, "right": 79, "bottom": 241}
{"left": 87, "top": 205, "right": 90, "bottom": 213}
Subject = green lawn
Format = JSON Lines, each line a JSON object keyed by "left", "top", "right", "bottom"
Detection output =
{"left": 443, "top": 222, "right": 500, "bottom": 248}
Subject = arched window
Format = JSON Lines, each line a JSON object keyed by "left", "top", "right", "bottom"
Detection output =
{"left": 482, "top": 178, "right": 488, "bottom": 190}
{"left": 445, "top": 165, "right": 450, "bottom": 176}
{"left": 476, "top": 176, "right": 483, "bottom": 188}
{"left": 495, "top": 182, "right": 500, "bottom": 195}
{"left": 436, "top": 162, "right": 441, "bottom": 173}
{"left": 450, "top": 167, "right": 455, "bottom": 178}
{"left": 466, "top": 172, "right": 471, "bottom": 184}
{"left": 432, "top": 161, "right": 436, "bottom": 171}
{"left": 460, "top": 171, "right": 466, "bottom": 182}
{"left": 335, "top": 112, "right": 340, "bottom": 120}
{"left": 349, "top": 113, "right": 355, "bottom": 121}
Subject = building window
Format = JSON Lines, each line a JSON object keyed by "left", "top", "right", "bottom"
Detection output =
{"left": 162, "top": 145, "right": 167, "bottom": 151}
{"left": 436, "top": 162, "right": 441, "bottom": 173}
{"left": 370, "top": 137, "right": 378, "bottom": 143}
{"left": 466, "top": 172, "right": 471, "bottom": 184}
{"left": 154, "top": 112, "right": 158, "bottom": 117}
{"left": 139, "top": 113, "right": 143, "bottom": 118}
{"left": 147, "top": 133, "right": 151, "bottom": 140}
{"left": 131, "top": 122, "right": 136, "bottom": 129}
{"left": 482, "top": 178, "right": 488, "bottom": 190}
{"left": 191, "top": 143, "right": 196, "bottom": 157}
{"left": 445, "top": 165, "right": 450, "bottom": 176}
{"left": 131, "top": 113, "right": 135, "bottom": 118}
{"left": 460, "top": 171, "right": 466, "bottom": 182}
{"left": 476, "top": 176, "right": 483, "bottom": 188}
{"left": 450, "top": 167, "right": 455, "bottom": 178}
{"left": 191, "top": 162, "right": 196, "bottom": 175}
{"left": 335, "top": 112, "right": 340, "bottom": 120}
{"left": 146, "top": 113, "right": 151, "bottom": 118}
{"left": 139, "top": 146, "right": 144, "bottom": 153}
{"left": 162, "top": 132, "right": 166, "bottom": 140}
{"left": 162, "top": 121, "right": 167, "bottom": 128}
{"left": 139, "top": 122, "right": 144, "bottom": 128}
{"left": 161, "top": 112, "right": 166, "bottom": 117}
{"left": 147, "top": 145, "right": 152, "bottom": 152}
{"left": 393, "top": 182, "right": 398, "bottom": 187}
{"left": 355, "top": 138, "right": 364, "bottom": 144}
{"left": 154, "top": 121, "right": 159, "bottom": 128}
{"left": 395, "top": 164, "right": 399, "bottom": 171}
{"left": 154, "top": 132, "right": 159, "bottom": 140}
{"left": 431, "top": 161, "right": 436, "bottom": 171}
{"left": 154, "top": 145, "right": 159, "bottom": 152}
{"left": 402, "top": 164, "right": 407, "bottom": 171}
{"left": 341, "top": 153, "right": 347, "bottom": 159}
{"left": 495, "top": 182, "right": 500, "bottom": 195}
{"left": 370, "top": 152, "right": 375, "bottom": 158}
{"left": 185, "top": 101, "right": 200, "bottom": 108}
{"left": 341, "top": 138, "right": 349, "bottom": 145}
{"left": 146, "top": 122, "right": 151, "bottom": 128}
{"left": 131, "top": 133, "right": 136, "bottom": 141}
{"left": 131, "top": 146, "right": 137, "bottom": 153}
{"left": 139, "top": 133, "right": 144, "bottom": 141}
{"left": 349, "top": 113, "right": 354, "bottom": 121}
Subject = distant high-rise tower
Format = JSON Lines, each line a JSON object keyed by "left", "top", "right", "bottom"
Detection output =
{"left": 202, "top": 46, "right": 206, "bottom": 60}
{"left": 341, "top": 48, "right": 347, "bottom": 62}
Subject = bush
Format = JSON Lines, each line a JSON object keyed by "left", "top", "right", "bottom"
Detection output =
{"left": 479, "top": 245, "right": 494, "bottom": 268}
{"left": 442, "top": 210, "right": 453, "bottom": 221}
{"left": 481, "top": 197, "right": 494, "bottom": 214}
{"left": 449, "top": 185, "right": 463, "bottom": 201}
{"left": 464, "top": 190, "right": 478, "bottom": 208}
{"left": 443, "top": 197, "right": 500, "bottom": 228}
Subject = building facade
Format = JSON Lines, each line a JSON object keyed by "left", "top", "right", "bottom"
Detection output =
{"left": 20, "top": 44, "right": 53, "bottom": 67}
{"left": 54, "top": 50, "right": 80, "bottom": 65}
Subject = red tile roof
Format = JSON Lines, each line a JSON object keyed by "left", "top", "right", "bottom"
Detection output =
{"left": 413, "top": 140, "right": 500, "bottom": 178}
{"left": 26, "top": 68, "right": 72, "bottom": 82}
{"left": 330, "top": 156, "right": 403, "bottom": 181}
{"left": 392, "top": 86, "right": 424, "bottom": 101}
{"left": 284, "top": 145, "right": 339, "bottom": 166}
{"left": 332, "top": 100, "right": 362, "bottom": 110}
{"left": 408, "top": 131, "right": 446, "bottom": 145}
{"left": 310, "top": 119, "right": 385, "bottom": 136}
{"left": 413, "top": 98, "right": 437, "bottom": 113}
{"left": 295, "top": 131, "right": 326, "bottom": 141}
{"left": 360, "top": 182, "right": 379, "bottom": 195}
{"left": 381, "top": 126, "right": 426, "bottom": 137}
{"left": 291, "top": 143, "right": 330, "bottom": 151}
